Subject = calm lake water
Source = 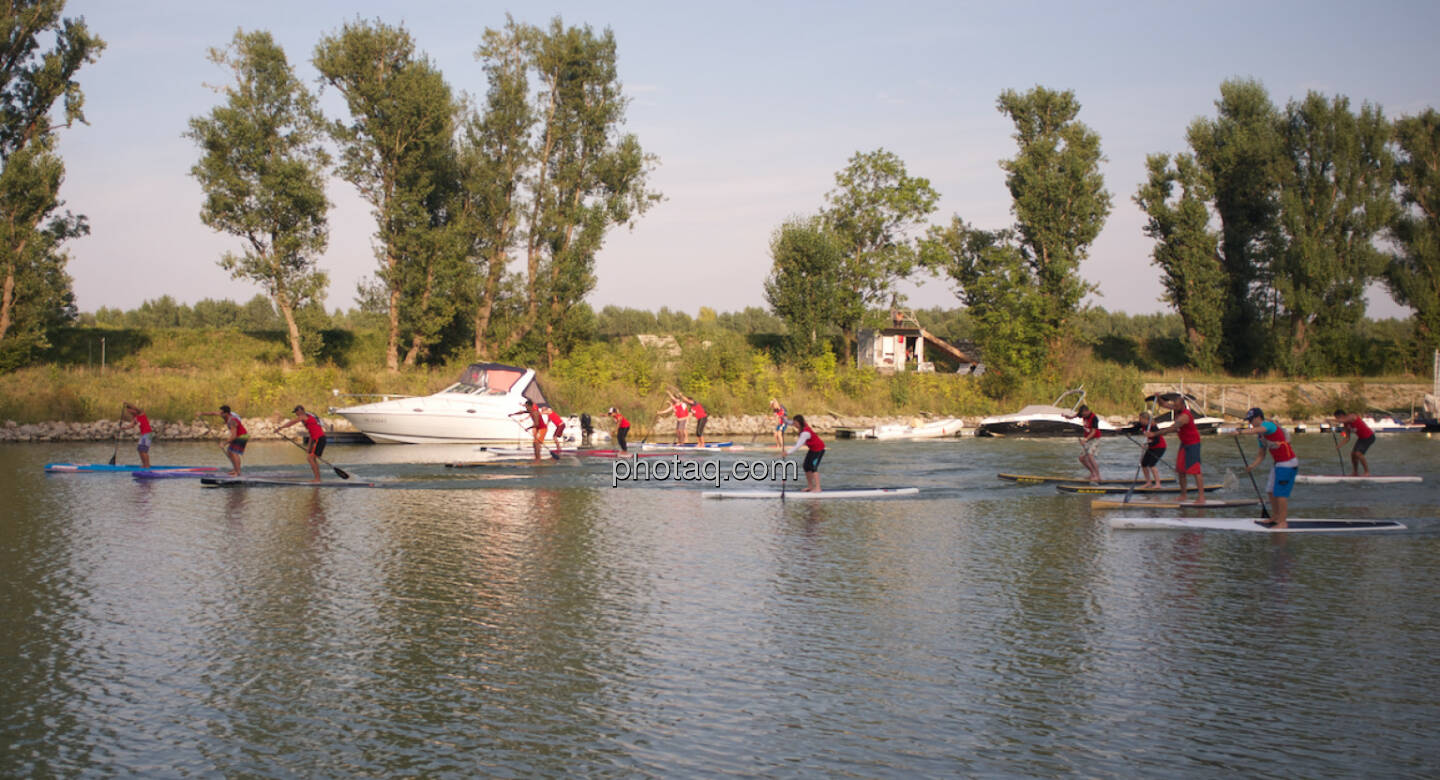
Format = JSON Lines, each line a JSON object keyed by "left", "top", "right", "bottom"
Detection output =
{"left": 3, "top": 432, "right": 1439, "bottom": 777}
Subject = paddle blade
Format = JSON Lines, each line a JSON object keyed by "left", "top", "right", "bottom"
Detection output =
{"left": 333, "top": 466, "right": 350, "bottom": 480}
{"left": 107, "top": 453, "right": 116, "bottom": 466}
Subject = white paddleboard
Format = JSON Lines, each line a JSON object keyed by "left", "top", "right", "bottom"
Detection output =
{"left": 1295, "top": 474, "right": 1423, "bottom": 484}
{"left": 702, "top": 487, "right": 919, "bottom": 500}
{"left": 1107, "top": 516, "right": 1406, "bottom": 533}
{"left": 1091, "top": 497, "right": 1260, "bottom": 510}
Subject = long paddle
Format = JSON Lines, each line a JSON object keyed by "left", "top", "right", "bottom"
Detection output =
{"left": 1234, "top": 435, "right": 1271, "bottom": 520}
{"left": 1329, "top": 427, "right": 1347, "bottom": 475}
{"left": 108, "top": 404, "right": 123, "bottom": 465}
{"left": 1120, "top": 409, "right": 1156, "bottom": 504}
{"left": 278, "top": 433, "right": 351, "bottom": 479}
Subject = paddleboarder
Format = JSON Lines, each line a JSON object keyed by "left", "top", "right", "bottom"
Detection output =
{"left": 1232, "top": 407, "right": 1298, "bottom": 529}
{"left": 1156, "top": 393, "right": 1205, "bottom": 504}
{"left": 277, "top": 405, "right": 327, "bottom": 482}
{"left": 1137, "top": 410, "right": 1167, "bottom": 489}
{"left": 509, "top": 400, "right": 547, "bottom": 461}
{"left": 785, "top": 414, "right": 825, "bottom": 492}
{"left": 198, "top": 405, "right": 248, "bottom": 476}
{"left": 769, "top": 398, "right": 789, "bottom": 451}
{"left": 608, "top": 407, "right": 631, "bottom": 452}
{"left": 682, "top": 394, "right": 709, "bottom": 446}
{"left": 1062, "top": 404, "right": 1103, "bottom": 483}
{"left": 119, "top": 402, "right": 153, "bottom": 469}
{"left": 1333, "top": 409, "right": 1375, "bottom": 476}
{"left": 658, "top": 391, "right": 689, "bottom": 445}
{"left": 543, "top": 405, "right": 566, "bottom": 449}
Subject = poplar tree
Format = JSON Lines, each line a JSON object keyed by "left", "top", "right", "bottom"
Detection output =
{"left": 314, "top": 19, "right": 460, "bottom": 370}
{"left": 1186, "top": 78, "right": 1285, "bottom": 372}
{"left": 1387, "top": 109, "right": 1440, "bottom": 361}
{"left": 1272, "top": 92, "right": 1394, "bottom": 373}
{"left": 1134, "top": 153, "right": 1225, "bottom": 371}
{"left": 924, "top": 86, "right": 1109, "bottom": 383}
{"left": 0, "top": 0, "right": 103, "bottom": 369}
{"left": 188, "top": 30, "right": 330, "bottom": 365}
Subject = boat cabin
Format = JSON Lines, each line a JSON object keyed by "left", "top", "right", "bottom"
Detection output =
{"left": 447, "top": 363, "right": 549, "bottom": 406}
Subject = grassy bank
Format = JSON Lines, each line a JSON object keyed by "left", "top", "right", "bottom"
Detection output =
{"left": 2, "top": 326, "right": 1427, "bottom": 427}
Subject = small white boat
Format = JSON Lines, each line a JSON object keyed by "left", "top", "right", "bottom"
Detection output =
{"left": 332, "top": 363, "right": 603, "bottom": 445}
{"left": 866, "top": 417, "right": 964, "bottom": 440}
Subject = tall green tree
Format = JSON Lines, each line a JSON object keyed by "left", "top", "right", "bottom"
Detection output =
{"left": 314, "top": 18, "right": 462, "bottom": 370}
{"left": 0, "top": 0, "right": 103, "bottom": 369}
{"left": 923, "top": 86, "right": 1109, "bottom": 383}
{"left": 763, "top": 215, "right": 843, "bottom": 355}
{"left": 187, "top": 30, "right": 330, "bottom": 365}
{"left": 996, "top": 87, "right": 1111, "bottom": 336}
{"left": 1272, "top": 92, "right": 1394, "bottom": 373}
{"left": 924, "top": 219, "right": 1051, "bottom": 386}
{"left": 1186, "top": 78, "right": 1286, "bottom": 372}
{"left": 1387, "top": 109, "right": 1440, "bottom": 362}
{"left": 821, "top": 148, "right": 938, "bottom": 363}
{"left": 1133, "top": 152, "right": 1226, "bottom": 371}
{"left": 491, "top": 17, "right": 659, "bottom": 365}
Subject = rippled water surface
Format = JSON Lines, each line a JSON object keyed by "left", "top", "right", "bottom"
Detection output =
{"left": 4, "top": 434, "right": 1439, "bottom": 776}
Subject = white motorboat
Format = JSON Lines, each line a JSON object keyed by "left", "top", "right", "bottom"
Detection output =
{"left": 332, "top": 363, "right": 602, "bottom": 445}
{"left": 867, "top": 417, "right": 965, "bottom": 439}
{"left": 976, "top": 388, "right": 1118, "bottom": 438}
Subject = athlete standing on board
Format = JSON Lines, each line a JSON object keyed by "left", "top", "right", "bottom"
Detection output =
{"left": 1333, "top": 409, "right": 1375, "bottom": 476}
{"left": 769, "top": 398, "right": 789, "bottom": 451}
{"left": 199, "top": 405, "right": 248, "bottom": 476}
{"left": 120, "top": 402, "right": 153, "bottom": 469}
{"left": 543, "top": 405, "right": 566, "bottom": 450}
{"left": 1156, "top": 393, "right": 1205, "bottom": 504}
{"left": 1062, "top": 404, "right": 1103, "bottom": 483}
{"left": 785, "top": 414, "right": 826, "bottom": 492}
{"left": 1137, "top": 410, "right": 1167, "bottom": 489}
{"left": 1232, "top": 407, "right": 1299, "bottom": 528}
{"left": 682, "top": 394, "right": 708, "bottom": 446}
{"left": 608, "top": 407, "right": 630, "bottom": 452}
{"left": 659, "top": 391, "right": 689, "bottom": 444}
{"left": 509, "top": 400, "right": 547, "bottom": 461}
{"left": 277, "top": 405, "right": 328, "bottom": 482}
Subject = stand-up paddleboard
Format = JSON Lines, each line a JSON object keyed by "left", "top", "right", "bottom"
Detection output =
{"left": 1295, "top": 474, "right": 1423, "bottom": 484}
{"left": 1107, "top": 516, "right": 1406, "bottom": 533}
{"left": 701, "top": 486, "right": 919, "bottom": 500}
{"left": 642, "top": 441, "right": 736, "bottom": 450}
{"left": 200, "top": 476, "right": 382, "bottom": 488}
{"left": 445, "top": 458, "right": 579, "bottom": 468}
{"left": 133, "top": 468, "right": 233, "bottom": 480}
{"left": 1091, "top": 497, "right": 1259, "bottom": 509}
{"left": 1057, "top": 483, "right": 1222, "bottom": 495}
{"left": 46, "top": 462, "right": 219, "bottom": 474}
{"left": 999, "top": 472, "right": 1174, "bottom": 485}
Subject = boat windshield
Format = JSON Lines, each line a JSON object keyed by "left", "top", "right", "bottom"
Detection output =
{"left": 443, "top": 364, "right": 532, "bottom": 396}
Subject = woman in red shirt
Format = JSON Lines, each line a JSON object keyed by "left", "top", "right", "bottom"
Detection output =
{"left": 785, "top": 414, "right": 826, "bottom": 492}
{"left": 1333, "top": 409, "right": 1375, "bottom": 476}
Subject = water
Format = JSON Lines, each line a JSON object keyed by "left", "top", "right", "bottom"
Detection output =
{"left": 3, "top": 433, "right": 1439, "bottom": 777}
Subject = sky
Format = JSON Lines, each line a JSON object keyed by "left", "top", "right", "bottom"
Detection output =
{"left": 54, "top": 0, "right": 1440, "bottom": 320}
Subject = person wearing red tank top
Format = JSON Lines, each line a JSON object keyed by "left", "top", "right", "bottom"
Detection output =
{"left": 199, "top": 404, "right": 249, "bottom": 475}
{"left": 278, "top": 404, "right": 329, "bottom": 482}
{"left": 785, "top": 414, "right": 826, "bottom": 492}
{"left": 1233, "top": 407, "right": 1299, "bottom": 528}
{"left": 1157, "top": 393, "right": 1206, "bottom": 504}
{"left": 120, "top": 402, "right": 153, "bottom": 468}
{"left": 659, "top": 390, "right": 690, "bottom": 445}
{"left": 1061, "top": 404, "right": 1103, "bottom": 483}
{"left": 608, "top": 407, "right": 631, "bottom": 452}
{"left": 1332, "top": 409, "right": 1376, "bottom": 476}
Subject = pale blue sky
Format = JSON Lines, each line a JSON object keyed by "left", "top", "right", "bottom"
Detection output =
{"left": 58, "top": 0, "right": 1439, "bottom": 319}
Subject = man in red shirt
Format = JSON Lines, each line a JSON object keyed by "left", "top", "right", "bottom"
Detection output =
{"left": 278, "top": 404, "right": 328, "bottom": 482}
{"left": 1157, "top": 393, "right": 1205, "bottom": 504}
{"left": 120, "top": 402, "right": 153, "bottom": 468}
{"left": 608, "top": 407, "right": 631, "bottom": 452}
{"left": 1333, "top": 409, "right": 1375, "bottom": 476}
{"left": 682, "top": 394, "right": 708, "bottom": 446}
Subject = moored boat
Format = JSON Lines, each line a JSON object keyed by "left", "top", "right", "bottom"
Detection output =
{"left": 976, "top": 388, "right": 1118, "bottom": 438}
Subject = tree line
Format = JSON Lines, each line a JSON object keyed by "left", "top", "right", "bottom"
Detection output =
{"left": 765, "top": 82, "right": 1440, "bottom": 389}
{"left": 0, "top": 4, "right": 657, "bottom": 372}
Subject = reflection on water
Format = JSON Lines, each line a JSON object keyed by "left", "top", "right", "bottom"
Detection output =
{"left": 2, "top": 436, "right": 1438, "bottom": 776}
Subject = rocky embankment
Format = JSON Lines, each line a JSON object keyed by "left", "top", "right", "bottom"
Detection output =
{"left": 0, "top": 414, "right": 954, "bottom": 442}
